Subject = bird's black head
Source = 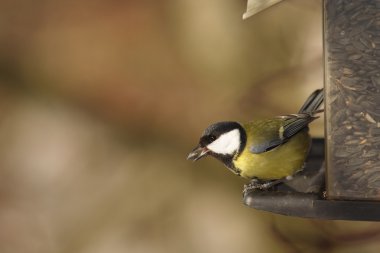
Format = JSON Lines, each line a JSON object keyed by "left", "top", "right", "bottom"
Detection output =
{"left": 187, "top": 121, "right": 246, "bottom": 165}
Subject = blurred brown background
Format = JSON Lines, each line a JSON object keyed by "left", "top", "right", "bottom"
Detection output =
{"left": 1, "top": 0, "right": 380, "bottom": 252}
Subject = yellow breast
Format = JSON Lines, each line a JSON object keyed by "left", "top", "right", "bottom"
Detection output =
{"left": 233, "top": 129, "right": 311, "bottom": 180}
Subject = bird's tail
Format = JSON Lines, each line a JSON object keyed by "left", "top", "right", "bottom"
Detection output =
{"left": 298, "top": 89, "right": 324, "bottom": 115}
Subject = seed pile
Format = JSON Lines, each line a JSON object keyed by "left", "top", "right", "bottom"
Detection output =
{"left": 325, "top": 0, "right": 380, "bottom": 200}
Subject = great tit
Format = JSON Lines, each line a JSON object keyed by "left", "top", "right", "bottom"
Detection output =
{"left": 187, "top": 89, "right": 324, "bottom": 192}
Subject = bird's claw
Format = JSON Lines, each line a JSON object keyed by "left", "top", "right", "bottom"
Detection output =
{"left": 243, "top": 179, "right": 267, "bottom": 196}
{"left": 242, "top": 179, "right": 283, "bottom": 196}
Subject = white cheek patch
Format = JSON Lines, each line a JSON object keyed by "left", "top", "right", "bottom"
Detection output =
{"left": 207, "top": 129, "right": 240, "bottom": 155}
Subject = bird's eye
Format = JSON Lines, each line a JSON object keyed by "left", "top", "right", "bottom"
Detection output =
{"left": 209, "top": 135, "right": 216, "bottom": 142}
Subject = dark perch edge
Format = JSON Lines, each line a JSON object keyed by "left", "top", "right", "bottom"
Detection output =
{"left": 243, "top": 138, "right": 380, "bottom": 221}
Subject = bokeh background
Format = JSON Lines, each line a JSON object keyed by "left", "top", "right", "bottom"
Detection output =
{"left": 1, "top": 0, "right": 380, "bottom": 252}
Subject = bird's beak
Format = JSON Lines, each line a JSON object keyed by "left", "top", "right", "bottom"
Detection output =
{"left": 187, "top": 145, "right": 210, "bottom": 161}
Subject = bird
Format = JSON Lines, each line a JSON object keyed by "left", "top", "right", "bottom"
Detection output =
{"left": 187, "top": 89, "right": 324, "bottom": 194}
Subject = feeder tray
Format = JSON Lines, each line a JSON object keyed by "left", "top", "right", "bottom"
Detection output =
{"left": 243, "top": 139, "right": 380, "bottom": 221}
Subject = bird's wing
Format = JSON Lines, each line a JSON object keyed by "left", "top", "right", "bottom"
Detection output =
{"left": 249, "top": 138, "right": 283, "bottom": 154}
{"left": 249, "top": 88, "right": 323, "bottom": 154}
{"left": 248, "top": 115, "right": 315, "bottom": 154}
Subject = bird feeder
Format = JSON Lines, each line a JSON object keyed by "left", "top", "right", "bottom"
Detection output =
{"left": 243, "top": 0, "right": 380, "bottom": 221}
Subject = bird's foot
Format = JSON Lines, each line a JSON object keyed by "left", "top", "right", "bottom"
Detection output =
{"left": 243, "top": 179, "right": 268, "bottom": 196}
{"left": 242, "top": 179, "right": 283, "bottom": 196}
{"left": 243, "top": 179, "right": 261, "bottom": 195}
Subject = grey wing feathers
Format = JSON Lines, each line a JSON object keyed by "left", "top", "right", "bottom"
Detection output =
{"left": 250, "top": 114, "right": 314, "bottom": 154}
{"left": 281, "top": 114, "right": 316, "bottom": 139}
{"left": 284, "top": 88, "right": 324, "bottom": 138}
{"left": 298, "top": 89, "right": 324, "bottom": 114}
{"left": 249, "top": 88, "right": 324, "bottom": 155}
{"left": 250, "top": 139, "right": 283, "bottom": 154}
